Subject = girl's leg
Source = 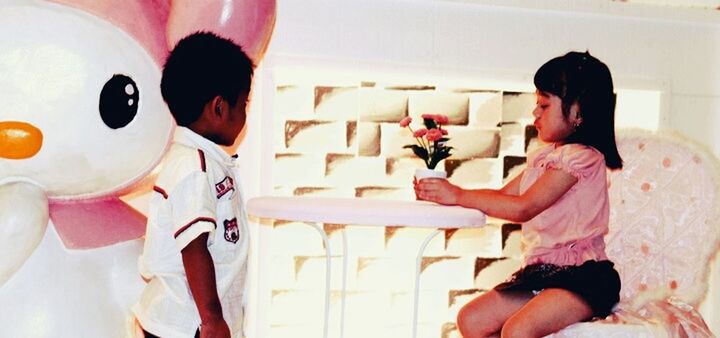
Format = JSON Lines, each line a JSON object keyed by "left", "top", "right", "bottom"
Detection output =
{"left": 457, "top": 289, "right": 534, "bottom": 338}
{"left": 500, "top": 288, "right": 593, "bottom": 338}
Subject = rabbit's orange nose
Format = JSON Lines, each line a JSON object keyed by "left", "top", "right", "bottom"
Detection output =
{"left": 0, "top": 121, "right": 43, "bottom": 159}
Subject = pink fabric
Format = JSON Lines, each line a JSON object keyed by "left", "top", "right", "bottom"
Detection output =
{"left": 166, "top": 0, "right": 277, "bottom": 64}
{"left": 49, "top": 0, "right": 170, "bottom": 66}
{"left": 49, "top": 198, "right": 147, "bottom": 250}
{"left": 51, "top": 0, "right": 277, "bottom": 66}
{"left": 519, "top": 143, "right": 610, "bottom": 266}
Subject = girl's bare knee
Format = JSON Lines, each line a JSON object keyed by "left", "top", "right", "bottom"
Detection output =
{"left": 456, "top": 304, "right": 477, "bottom": 337}
{"left": 456, "top": 304, "right": 470, "bottom": 329}
{"left": 500, "top": 317, "right": 533, "bottom": 338}
{"left": 457, "top": 302, "right": 498, "bottom": 338}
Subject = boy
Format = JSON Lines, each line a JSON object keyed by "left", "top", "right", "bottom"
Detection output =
{"left": 132, "top": 31, "right": 254, "bottom": 338}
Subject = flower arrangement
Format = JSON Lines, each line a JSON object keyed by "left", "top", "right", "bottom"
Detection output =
{"left": 399, "top": 114, "right": 453, "bottom": 170}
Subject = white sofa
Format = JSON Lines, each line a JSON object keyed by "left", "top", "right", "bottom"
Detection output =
{"left": 550, "top": 130, "right": 719, "bottom": 337}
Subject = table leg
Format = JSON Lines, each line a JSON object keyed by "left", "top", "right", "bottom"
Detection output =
{"left": 307, "top": 222, "right": 331, "bottom": 338}
{"left": 412, "top": 229, "right": 443, "bottom": 338}
{"left": 340, "top": 228, "right": 348, "bottom": 338}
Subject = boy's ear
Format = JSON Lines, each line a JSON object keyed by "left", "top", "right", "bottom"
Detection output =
{"left": 212, "top": 96, "right": 224, "bottom": 117}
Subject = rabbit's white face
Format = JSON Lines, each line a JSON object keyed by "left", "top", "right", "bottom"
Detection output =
{"left": 0, "top": 1, "right": 173, "bottom": 199}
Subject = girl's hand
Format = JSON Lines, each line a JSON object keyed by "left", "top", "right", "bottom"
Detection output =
{"left": 414, "top": 178, "right": 462, "bottom": 205}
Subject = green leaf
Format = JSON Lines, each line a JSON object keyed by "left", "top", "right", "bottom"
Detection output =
{"left": 428, "top": 147, "right": 452, "bottom": 169}
{"left": 403, "top": 144, "right": 429, "bottom": 160}
{"left": 423, "top": 118, "right": 437, "bottom": 130}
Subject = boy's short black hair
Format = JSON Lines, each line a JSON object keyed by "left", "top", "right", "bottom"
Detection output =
{"left": 534, "top": 51, "right": 623, "bottom": 169}
{"left": 161, "top": 31, "right": 255, "bottom": 126}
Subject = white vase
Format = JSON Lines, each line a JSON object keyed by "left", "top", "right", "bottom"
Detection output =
{"left": 414, "top": 168, "right": 447, "bottom": 181}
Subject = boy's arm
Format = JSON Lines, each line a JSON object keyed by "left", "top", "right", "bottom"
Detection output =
{"left": 182, "top": 233, "right": 231, "bottom": 338}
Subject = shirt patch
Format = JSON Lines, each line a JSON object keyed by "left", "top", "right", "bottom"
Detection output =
{"left": 153, "top": 185, "right": 168, "bottom": 199}
{"left": 198, "top": 149, "right": 207, "bottom": 172}
{"left": 215, "top": 176, "right": 235, "bottom": 199}
{"left": 224, "top": 218, "right": 240, "bottom": 243}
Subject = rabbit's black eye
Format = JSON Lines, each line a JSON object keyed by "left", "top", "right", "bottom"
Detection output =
{"left": 99, "top": 74, "right": 139, "bottom": 129}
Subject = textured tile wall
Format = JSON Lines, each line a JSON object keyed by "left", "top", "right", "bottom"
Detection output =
{"left": 269, "top": 81, "right": 539, "bottom": 338}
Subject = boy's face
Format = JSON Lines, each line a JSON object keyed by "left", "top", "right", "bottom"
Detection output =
{"left": 221, "top": 92, "right": 249, "bottom": 146}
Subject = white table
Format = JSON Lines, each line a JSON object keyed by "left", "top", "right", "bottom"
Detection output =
{"left": 246, "top": 196, "right": 487, "bottom": 338}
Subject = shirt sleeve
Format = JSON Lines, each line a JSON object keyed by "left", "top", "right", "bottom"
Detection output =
{"left": 168, "top": 170, "right": 217, "bottom": 250}
{"left": 544, "top": 144, "right": 605, "bottom": 179}
{"left": 526, "top": 144, "right": 555, "bottom": 168}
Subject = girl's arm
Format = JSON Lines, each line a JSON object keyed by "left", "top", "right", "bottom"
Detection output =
{"left": 499, "top": 171, "right": 523, "bottom": 196}
{"left": 415, "top": 169, "right": 577, "bottom": 223}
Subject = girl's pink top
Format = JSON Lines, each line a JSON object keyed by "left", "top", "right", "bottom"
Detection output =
{"left": 519, "top": 143, "right": 610, "bottom": 266}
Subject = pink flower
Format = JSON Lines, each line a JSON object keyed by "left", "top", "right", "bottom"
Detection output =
{"left": 400, "top": 115, "right": 453, "bottom": 170}
{"left": 434, "top": 114, "right": 449, "bottom": 124}
{"left": 426, "top": 128, "right": 443, "bottom": 142}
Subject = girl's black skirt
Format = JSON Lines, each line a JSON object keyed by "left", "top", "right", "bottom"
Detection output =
{"left": 494, "top": 260, "right": 621, "bottom": 318}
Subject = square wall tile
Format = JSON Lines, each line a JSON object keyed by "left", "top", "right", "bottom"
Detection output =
{"left": 380, "top": 123, "right": 420, "bottom": 158}
{"left": 275, "top": 85, "right": 314, "bottom": 117}
{"left": 314, "top": 86, "right": 358, "bottom": 120}
{"left": 324, "top": 154, "right": 387, "bottom": 187}
{"left": 410, "top": 91, "right": 470, "bottom": 125}
{"left": 284, "top": 120, "right": 349, "bottom": 153}
{"left": 445, "top": 127, "right": 501, "bottom": 160}
{"left": 470, "top": 91, "right": 503, "bottom": 128}
{"left": 499, "top": 122, "right": 526, "bottom": 156}
{"left": 445, "top": 158, "right": 503, "bottom": 189}
{"left": 445, "top": 226, "right": 502, "bottom": 257}
{"left": 356, "top": 122, "right": 382, "bottom": 156}
{"left": 273, "top": 153, "right": 326, "bottom": 187}
{"left": 359, "top": 88, "right": 409, "bottom": 122}
{"left": 502, "top": 92, "right": 535, "bottom": 124}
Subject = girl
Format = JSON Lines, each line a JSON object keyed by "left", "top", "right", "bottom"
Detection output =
{"left": 415, "top": 51, "right": 622, "bottom": 338}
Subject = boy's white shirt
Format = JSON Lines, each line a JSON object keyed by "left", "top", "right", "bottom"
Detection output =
{"left": 133, "top": 127, "right": 249, "bottom": 338}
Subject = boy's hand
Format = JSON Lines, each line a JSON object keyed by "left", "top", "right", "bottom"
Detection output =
{"left": 200, "top": 317, "right": 231, "bottom": 338}
{"left": 181, "top": 233, "right": 231, "bottom": 338}
{"left": 414, "top": 178, "right": 462, "bottom": 205}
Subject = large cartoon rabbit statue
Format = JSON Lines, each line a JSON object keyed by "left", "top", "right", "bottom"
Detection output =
{"left": 0, "top": 0, "right": 275, "bottom": 336}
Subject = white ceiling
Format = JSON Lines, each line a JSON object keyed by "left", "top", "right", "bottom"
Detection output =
{"left": 624, "top": 0, "right": 720, "bottom": 9}
{"left": 438, "top": 0, "right": 720, "bottom": 24}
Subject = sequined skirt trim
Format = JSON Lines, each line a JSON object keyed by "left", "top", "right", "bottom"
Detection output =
{"left": 494, "top": 260, "right": 621, "bottom": 317}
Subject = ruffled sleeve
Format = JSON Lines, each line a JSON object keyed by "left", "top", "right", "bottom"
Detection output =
{"left": 541, "top": 144, "right": 605, "bottom": 179}
{"left": 526, "top": 144, "right": 556, "bottom": 168}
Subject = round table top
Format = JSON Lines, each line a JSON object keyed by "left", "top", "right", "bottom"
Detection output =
{"left": 246, "top": 196, "right": 486, "bottom": 228}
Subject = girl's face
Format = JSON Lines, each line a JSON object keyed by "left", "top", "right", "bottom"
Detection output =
{"left": 532, "top": 90, "right": 581, "bottom": 144}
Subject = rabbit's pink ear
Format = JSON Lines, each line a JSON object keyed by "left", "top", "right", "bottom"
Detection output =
{"left": 47, "top": 0, "right": 171, "bottom": 66}
{"left": 167, "top": 0, "right": 276, "bottom": 64}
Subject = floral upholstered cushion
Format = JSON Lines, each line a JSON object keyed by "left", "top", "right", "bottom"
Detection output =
{"left": 549, "top": 129, "right": 720, "bottom": 338}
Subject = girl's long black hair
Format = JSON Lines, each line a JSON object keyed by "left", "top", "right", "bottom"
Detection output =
{"left": 534, "top": 51, "right": 623, "bottom": 169}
